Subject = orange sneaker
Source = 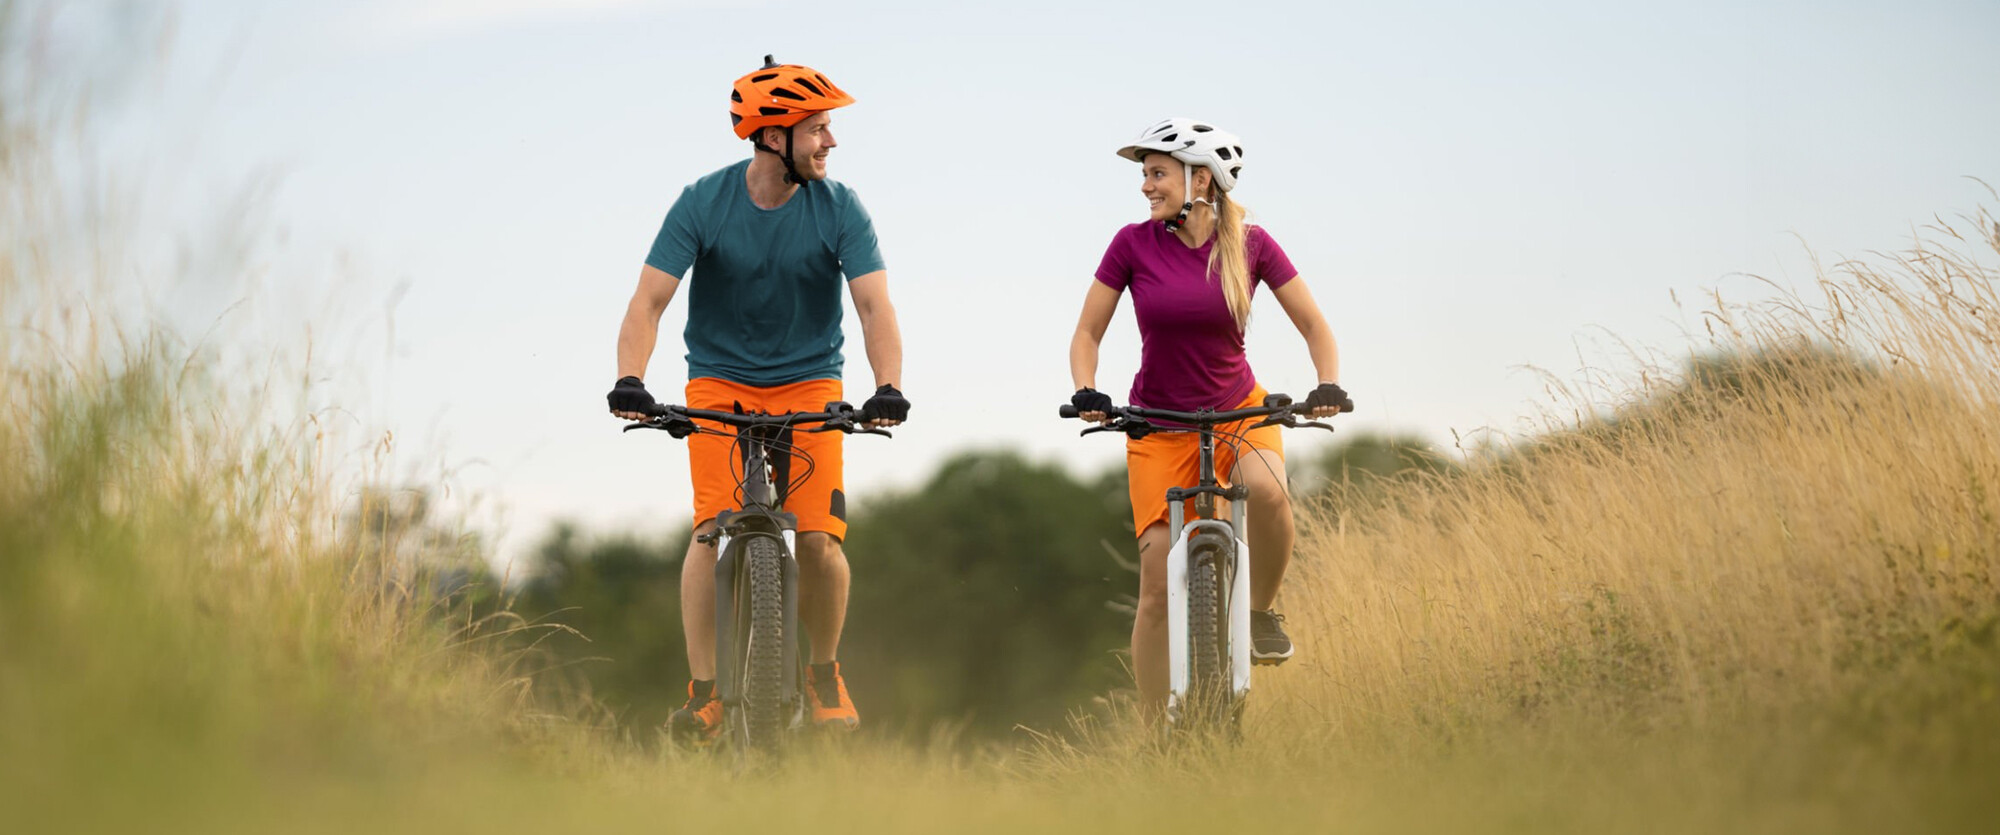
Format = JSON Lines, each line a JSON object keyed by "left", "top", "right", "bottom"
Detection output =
{"left": 667, "top": 680, "right": 724, "bottom": 746}
{"left": 806, "top": 662, "right": 859, "bottom": 730}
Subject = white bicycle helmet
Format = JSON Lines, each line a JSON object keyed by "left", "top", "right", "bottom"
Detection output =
{"left": 1117, "top": 117, "right": 1245, "bottom": 229}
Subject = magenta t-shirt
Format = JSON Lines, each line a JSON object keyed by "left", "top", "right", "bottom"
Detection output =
{"left": 1094, "top": 221, "right": 1299, "bottom": 413}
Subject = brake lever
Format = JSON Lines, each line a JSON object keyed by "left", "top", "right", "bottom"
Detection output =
{"left": 810, "top": 418, "right": 892, "bottom": 438}
{"left": 1248, "top": 408, "right": 1297, "bottom": 430}
{"left": 623, "top": 417, "right": 698, "bottom": 438}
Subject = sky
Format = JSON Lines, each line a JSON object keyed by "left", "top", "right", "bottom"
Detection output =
{"left": 45, "top": 0, "right": 2000, "bottom": 567}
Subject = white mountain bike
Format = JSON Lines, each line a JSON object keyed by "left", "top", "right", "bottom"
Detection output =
{"left": 1061, "top": 393, "right": 1331, "bottom": 730}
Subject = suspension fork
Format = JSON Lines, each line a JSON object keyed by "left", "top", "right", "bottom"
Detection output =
{"left": 1162, "top": 428, "right": 1256, "bottom": 713}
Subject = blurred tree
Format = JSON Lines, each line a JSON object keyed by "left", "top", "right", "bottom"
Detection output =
{"left": 507, "top": 522, "right": 690, "bottom": 730}
{"left": 839, "top": 451, "right": 1135, "bottom": 737}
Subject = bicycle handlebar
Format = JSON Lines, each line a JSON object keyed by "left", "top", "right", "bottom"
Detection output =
{"left": 1059, "top": 392, "right": 1334, "bottom": 438}
{"left": 623, "top": 400, "right": 892, "bottom": 438}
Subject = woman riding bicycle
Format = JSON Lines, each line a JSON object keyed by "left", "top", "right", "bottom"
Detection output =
{"left": 1068, "top": 117, "right": 1350, "bottom": 718}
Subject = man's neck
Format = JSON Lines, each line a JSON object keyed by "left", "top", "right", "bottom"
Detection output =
{"left": 745, "top": 154, "right": 799, "bottom": 210}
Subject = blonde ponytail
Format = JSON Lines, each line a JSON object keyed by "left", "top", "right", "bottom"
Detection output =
{"left": 1206, "top": 190, "right": 1252, "bottom": 332}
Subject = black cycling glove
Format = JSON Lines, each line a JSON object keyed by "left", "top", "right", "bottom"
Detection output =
{"left": 1071, "top": 387, "right": 1114, "bottom": 415}
{"left": 607, "top": 376, "right": 656, "bottom": 415}
{"left": 1304, "top": 382, "right": 1354, "bottom": 414}
{"left": 861, "top": 384, "right": 909, "bottom": 423}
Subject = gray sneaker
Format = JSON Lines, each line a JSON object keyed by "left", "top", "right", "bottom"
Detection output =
{"left": 1251, "top": 610, "right": 1294, "bottom": 665}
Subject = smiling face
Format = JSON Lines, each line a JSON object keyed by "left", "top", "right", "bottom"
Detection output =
{"left": 1138, "top": 153, "right": 1211, "bottom": 222}
{"left": 763, "top": 111, "right": 838, "bottom": 181}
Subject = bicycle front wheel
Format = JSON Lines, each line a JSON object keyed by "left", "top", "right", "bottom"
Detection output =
{"left": 1184, "top": 534, "right": 1233, "bottom": 729}
{"left": 731, "top": 535, "right": 789, "bottom": 751}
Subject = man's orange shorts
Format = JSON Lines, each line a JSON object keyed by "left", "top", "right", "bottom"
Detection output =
{"left": 685, "top": 377, "right": 848, "bottom": 540}
{"left": 1125, "top": 385, "right": 1284, "bottom": 537}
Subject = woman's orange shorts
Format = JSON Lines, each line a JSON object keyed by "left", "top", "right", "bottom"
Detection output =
{"left": 1124, "top": 385, "right": 1284, "bottom": 537}
{"left": 685, "top": 377, "right": 848, "bottom": 540}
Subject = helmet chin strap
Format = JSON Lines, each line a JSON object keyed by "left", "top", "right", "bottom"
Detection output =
{"left": 1164, "top": 166, "right": 1211, "bottom": 232}
{"left": 752, "top": 124, "right": 806, "bottom": 185}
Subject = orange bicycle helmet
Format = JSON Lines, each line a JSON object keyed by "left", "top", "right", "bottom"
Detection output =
{"left": 730, "top": 55, "right": 854, "bottom": 139}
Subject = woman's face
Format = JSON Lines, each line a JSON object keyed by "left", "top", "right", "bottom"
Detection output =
{"left": 1138, "top": 153, "right": 1210, "bottom": 222}
{"left": 1139, "top": 153, "right": 1183, "bottom": 222}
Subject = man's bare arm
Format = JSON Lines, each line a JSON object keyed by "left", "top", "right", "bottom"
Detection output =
{"left": 846, "top": 270, "right": 901, "bottom": 389}
{"left": 618, "top": 264, "right": 682, "bottom": 381}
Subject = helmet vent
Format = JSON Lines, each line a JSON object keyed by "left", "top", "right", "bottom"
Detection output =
{"left": 1160, "top": 133, "right": 1178, "bottom": 143}
{"left": 1192, "top": 124, "right": 1213, "bottom": 132}
{"left": 770, "top": 87, "right": 806, "bottom": 101}
{"left": 731, "top": 90, "right": 743, "bottom": 103}
{"left": 795, "top": 77, "right": 824, "bottom": 96}
{"left": 1230, "top": 165, "right": 1242, "bottom": 179}
{"left": 1234, "top": 146, "right": 1244, "bottom": 157}
{"left": 751, "top": 73, "right": 779, "bottom": 82}
{"left": 759, "top": 106, "right": 790, "bottom": 116}
{"left": 1216, "top": 146, "right": 1233, "bottom": 160}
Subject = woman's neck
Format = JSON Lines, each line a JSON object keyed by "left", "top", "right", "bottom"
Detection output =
{"left": 1173, "top": 207, "right": 1216, "bottom": 248}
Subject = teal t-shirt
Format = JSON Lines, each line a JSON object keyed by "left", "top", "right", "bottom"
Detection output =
{"left": 645, "top": 159, "right": 887, "bottom": 386}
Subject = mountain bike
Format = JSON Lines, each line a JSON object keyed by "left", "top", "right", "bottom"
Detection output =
{"left": 1061, "top": 393, "right": 1332, "bottom": 730}
{"left": 626, "top": 400, "right": 887, "bottom": 752}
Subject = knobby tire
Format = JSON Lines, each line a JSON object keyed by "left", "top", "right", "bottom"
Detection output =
{"left": 741, "top": 536, "right": 788, "bottom": 751}
{"left": 1185, "top": 537, "right": 1232, "bottom": 730}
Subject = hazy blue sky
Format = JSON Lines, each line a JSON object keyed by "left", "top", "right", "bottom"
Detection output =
{"left": 64, "top": 0, "right": 2000, "bottom": 566}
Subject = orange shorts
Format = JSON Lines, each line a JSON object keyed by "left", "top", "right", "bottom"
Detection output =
{"left": 686, "top": 377, "right": 848, "bottom": 540}
{"left": 1125, "top": 385, "right": 1284, "bottom": 537}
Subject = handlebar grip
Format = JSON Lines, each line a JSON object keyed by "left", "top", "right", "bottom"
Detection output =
{"left": 1059, "top": 405, "right": 1080, "bottom": 419}
{"left": 645, "top": 402, "right": 675, "bottom": 417}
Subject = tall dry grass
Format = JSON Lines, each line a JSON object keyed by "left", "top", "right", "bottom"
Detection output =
{"left": 1212, "top": 203, "right": 2000, "bottom": 828}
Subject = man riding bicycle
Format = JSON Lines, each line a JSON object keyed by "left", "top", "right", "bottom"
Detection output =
{"left": 607, "top": 56, "right": 907, "bottom": 743}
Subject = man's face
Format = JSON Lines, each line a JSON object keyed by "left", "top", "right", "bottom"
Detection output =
{"left": 768, "top": 112, "right": 837, "bottom": 181}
